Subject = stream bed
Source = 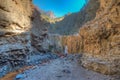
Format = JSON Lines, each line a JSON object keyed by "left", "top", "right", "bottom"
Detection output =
{"left": 0, "top": 54, "right": 117, "bottom": 80}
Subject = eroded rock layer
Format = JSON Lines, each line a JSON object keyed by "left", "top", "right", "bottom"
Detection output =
{"left": 0, "top": 0, "right": 49, "bottom": 77}
{"left": 80, "top": 0, "right": 120, "bottom": 75}
{"left": 31, "top": 7, "right": 49, "bottom": 53}
{"left": 0, "top": 0, "right": 33, "bottom": 77}
{"left": 57, "top": 0, "right": 120, "bottom": 75}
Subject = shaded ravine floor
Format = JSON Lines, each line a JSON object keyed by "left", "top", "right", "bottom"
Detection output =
{"left": 19, "top": 55, "right": 112, "bottom": 80}
{"left": 0, "top": 54, "right": 115, "bottom": 80}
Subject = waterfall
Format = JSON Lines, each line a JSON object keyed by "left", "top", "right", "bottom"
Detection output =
{"left": 64, "top": 46, "right": 68, "bottom": 54}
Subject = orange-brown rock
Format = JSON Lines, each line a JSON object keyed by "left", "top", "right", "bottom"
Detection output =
{"left": 79, "top": 0, "right": 120, "bottom": 75}
{"left": 61, "top": 35, "right": 83, "bottom": 53}
{"left": 52, "top": 0, "right": 120, "bottom": 75}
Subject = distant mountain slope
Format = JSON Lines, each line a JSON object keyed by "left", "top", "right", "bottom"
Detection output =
{"left": 34, "top": 7, "right": 64, "bottom": 23}
{"left": 48, "top": 0, "right": 100, "bottom": 35}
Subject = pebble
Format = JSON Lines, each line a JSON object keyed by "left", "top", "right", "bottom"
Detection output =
{"left": 62, "top": 69, "right": 71, "bottom": 74}
{"left": 15, "top": 74, "right": 24, "bottom": 79}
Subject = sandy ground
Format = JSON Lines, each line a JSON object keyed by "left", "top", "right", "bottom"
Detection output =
{"left": 17, "top": 55, "right": 112, "bottom": 80}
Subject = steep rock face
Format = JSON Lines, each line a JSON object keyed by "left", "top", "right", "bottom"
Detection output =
{"left": 80, "top": 0, "right": 120, "bottom": 75}
{"left": 51, "top": 0, "right": 120, "bottom": 75}
{"left": 31, "top": 7, "right": 49, "bottom": 53}
{"left": 0, "top": 0, "right": 32, "bottom": 66}
{"left": 0, "top": 0, "right": 49, "bottom": 77}
{"left": 61, "top": 35, "right": 83, "bottom": 53}
{"left": 48, "top": 34, "right": 64, "bottom": 53}
{"left": 0, "top": 0, "right": 32, "bottom": 34}
{"left": 0, "top": 0, "right": 33, "bottom": 77}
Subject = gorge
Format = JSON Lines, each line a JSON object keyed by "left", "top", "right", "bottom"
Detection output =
{"left": 0, "top": 0, "right": 120, "bottom": 80}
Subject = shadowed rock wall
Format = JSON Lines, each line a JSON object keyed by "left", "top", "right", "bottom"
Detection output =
{"left": 0, "top": 0, "right": 33, "bottom": 77}
{"left": 0, "top": 0, "right": 49, "bottom": 77}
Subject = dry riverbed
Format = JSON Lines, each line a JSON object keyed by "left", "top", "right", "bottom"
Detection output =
{"left": 17, "top": 55, "right": 112, "bottom": 80}
{"left": 0, "top": 54, "right": 117, "bottom": 80}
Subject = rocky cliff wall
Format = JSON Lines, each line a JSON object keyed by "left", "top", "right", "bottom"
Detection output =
{"left": 0, "top": 0, "right": 49, "bottom": 77}
{"left": 80, "top": 0, "right": 120, "bottom": 75}
{"left": 31, "top": 7, "right": 49, "bottom": 53}
{"left": 50, "top": 0, "right": 120, "bottom": 75}
{"left": 0, "top": 0, "right": 33, "bottom": 77}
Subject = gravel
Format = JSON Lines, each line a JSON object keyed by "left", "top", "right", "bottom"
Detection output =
{"left": 16, "top": 55, "right": 112, "bottom": 80}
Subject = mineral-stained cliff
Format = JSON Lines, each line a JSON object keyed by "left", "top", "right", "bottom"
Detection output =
{"left": 0, "top": 0, "right": 49, "bottom": 77}
{"left": 54, "top": 0, "right": 120, "bottom": 75}
{"left": 80, "top": 0, "right": 120, "bottom": 75}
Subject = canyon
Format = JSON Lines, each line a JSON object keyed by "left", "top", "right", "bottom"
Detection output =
{"left": 0, "top": 0, "right": 120, "bottom": 80}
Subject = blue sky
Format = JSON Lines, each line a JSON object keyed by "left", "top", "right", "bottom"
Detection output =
{"left": 33, "top": 0, "right": 86, "bottom": 17}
